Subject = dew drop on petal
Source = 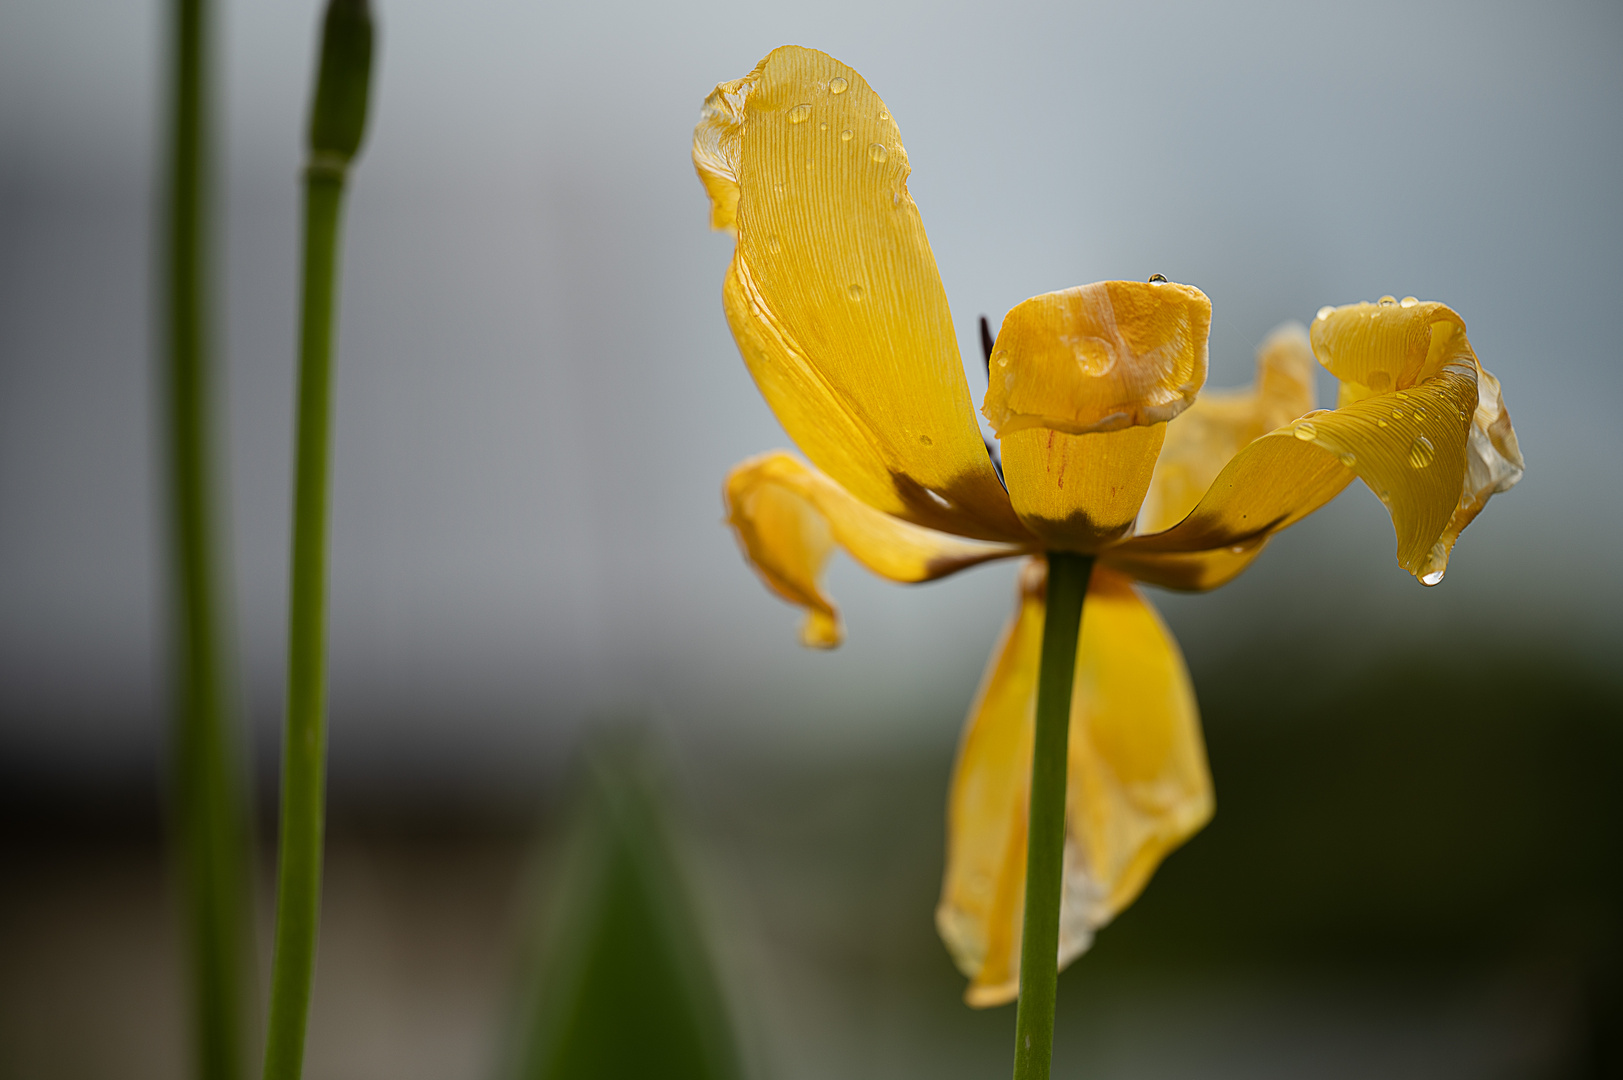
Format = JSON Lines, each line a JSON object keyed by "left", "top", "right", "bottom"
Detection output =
{"left": 767, "top": 235, "right": 781, "bottom": 254}
{"left": 847, "top": 282, "right": 864, "bottom": 301}
{"left": 1392, "top": 409, "right": 1403, "bottom": 419}
{"left": 819, "top": 121, "right": 828, "bottom": 131}
{"left": 788, "top": 103, "right": 813, "bottom": 124}
{"left": 829, "top": 76, "right": 849, "bottom": 94}
{"left": 1408, "top": 435, "right": 1436, "bottom": 468}
{"left": 1339, "top": 452, "right": 1357, "bottom": 467}
{"left": 868, "top": 143, "right": 889, "bottom": 163}
{"left": 1316, "top": 306, "right": 1335, "bottom": 321}
{"left": 840, "top": 128, "right": 853, "bottom": 141}
{"left": 1379, "top": 294, "right": 1398, "bottom": 305}
{"left": 1293, "top": 422, "right": 1318, "bottom": 441}
{"left": 1400, "top": 295, "right": 1420, "bottom": 307}
{"left": 1421, "top": 568, "right": 1445, "bottom": 586}
{"left": 879, "top": 110, "right": 889, "bottom": 120}
{"left": 1377, "top": 419, "right": 1389, "bottom": 428}
{"left": 1394, "top": 391, "right": 1409, "bottom": 400}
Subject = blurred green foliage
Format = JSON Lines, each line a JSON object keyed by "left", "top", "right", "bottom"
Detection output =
{"left": 515, "top": 736, "right": 743, "bottom": 1080}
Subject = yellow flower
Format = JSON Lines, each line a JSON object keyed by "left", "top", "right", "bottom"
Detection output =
{"left": 695, "top": 46, "right": 1523, "bottom": 1007}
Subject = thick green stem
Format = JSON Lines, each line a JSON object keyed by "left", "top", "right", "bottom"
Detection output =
{"left": 1011, "top": 551, "right": 1094, "bottom": 1080}
{"left": 164, "top": 0, "right": 252, "bottom": 1076}
{"left": 260, "top": 171, "right": 345, "bottom": 1080}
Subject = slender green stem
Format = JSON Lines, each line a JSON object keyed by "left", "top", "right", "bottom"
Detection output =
{"left": 1011, "top": 551, "right": 1094, "bottom": 1080}
{"left": 261, "top": 171, "right": 345, "bottom": 1080}
{"left": 262, "top": 8, "right": 372, "bottom": 1076}
{"left": 164, "top": 0, "right": 252, "bottom": 1076}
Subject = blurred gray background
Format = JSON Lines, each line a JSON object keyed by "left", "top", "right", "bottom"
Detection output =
{"left": 3, "top": 0, "right": 1619, "bottom": 783}
{"left": 2, "top": 1, "right": 1621, "bottom": 1076}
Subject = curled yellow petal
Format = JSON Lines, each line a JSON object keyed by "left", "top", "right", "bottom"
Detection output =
{"left": 1137, "top": 323, "right": 1317, "bottom": 535}
{"left": 1311, "top": 298, "right": 1524, "bottom": 582}
{"left": 982, "top": 280, "right": 1210, "bottom": 437}
{"left": 724, "top": 452, "right": 1023, "bottom": 647}
{"left": 696, "top": 46, "right": 1023, "bottom": 541}
{"left": 1117, "top": 298, "right": 1521, "bottom": 586}
{"left": 937, "top": 561, "right": 1212, "bottom": 1007}
{"left": 1000, "top": 424, "right": 1167, "bottom": 551}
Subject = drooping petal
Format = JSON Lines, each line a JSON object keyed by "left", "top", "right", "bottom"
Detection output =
{"left": 986, "top": 281, "right": 1210, "bottom": 550}
{"left": 1137, "top": 323, "right": 1317, "bottom": 535}
{"left": 1111, "top": 299, "right": 1522, "bottom": 585}
{"left": 937, "top": 561, "right": 1212, "bottom": 1007}
{"left": 696, "top": 47, "right": 1023, "bottom": 541}
{"left": 724, "top": 452, "right": 1024, "bottom": 647}
{"left": 1311, "top": 299, "right": 1524, "bottom": 581}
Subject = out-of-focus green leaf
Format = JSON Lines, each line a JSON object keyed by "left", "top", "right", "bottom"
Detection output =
{"left": 515, "top": 736, "right": 744, "bottom": 1080}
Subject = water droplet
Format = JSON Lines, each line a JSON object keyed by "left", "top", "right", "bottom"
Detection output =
{"left": 1229, "top": 545, "right": 1246, "bottom": 555}
{"left": 1377, "top": 419, "right": 1389, "bottom": 428}
{"left": 1294, "top": 422, "right": 1318, "bottom": 441}
{"left": 1316, "top": 306, "right": 1335, "bottom": 321}
{"left": 1391, "top": 409, "right": 1403, "bottom": 419}
{"left": 868, "top": 143, "right": 889, "bottom": 163}
{"left": 767, "top": 235, "right": 781, "bottom": 254}
{"left": 1412, "top": 407, "right": 1427, "bottom": 421}
{"left": 1148, "top": 273, "right": 1168, "bottom": 283}
{"left": 819, "top": 121, "right": 828, "bottom": 131}
{"left": 840, "top": 129, "right": 853, "bottom": 141}
{"left": 829, "top": 77, "right": 849, "bottom": 94}
{"left": 847, "top": 282, "right": 864, "bottom": 300}
{"left": 788, "top": 103, "right": 812, "bottom": 124}
{"left": 919, "top": 434, "right": 933, "bottom": 446}
{"left": 1378, "top": 294, "right": 1397, "bottom": 305}
{"left": 1419, "top": 541, "right": 1448, "bottom": 585}
{"left": 773, "top": 183, "right": 784, "bottom": 194}
{"left": 1400, "top": 296, "right": 1419, "bottom": 307}
{"left": 1394, "top": 391, "right": 1409, "bottom": 400}
{"left": 1339, "top": 452, "right": 1357, "bottom": 467}
{"left": 1421, "top": 568, "right": 1445, "bottom": 586}
{"left": 879, "top": 110, "right": 889, "bottom": 120}
{"left": 1408, "top": 435, "right": 1435, "bottom": 468}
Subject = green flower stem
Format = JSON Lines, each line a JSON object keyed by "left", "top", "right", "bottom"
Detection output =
{"left": 164, "top": 0, "right": 252, "bottom": 1075}
{"left": 261, "top": 6, "right": 371, "bottom": 1078}
{"left": 1011, "top": 551, "right": 1094, "bottom": 1080}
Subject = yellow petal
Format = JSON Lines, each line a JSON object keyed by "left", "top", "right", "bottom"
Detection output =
{"left": 1311, "top": 299, "right": 1524, "bottom": 582}
{"left": 724, "top": 452, "right": 1023, "bottom": 647}
{"left": 696, "top": 47, "right": 1023, "bottom": 541}
{"left": 937, "top": 561, "right": 1212, "bottom": 1008}
{"left": 982, "top": 281, "right": 1210, "bottom": 437}
{"left": 1137, "top": 323, "right": 1317, "bottom": 535}
{"left": 999, "top": 424, "right": 1167, "bottom": 551}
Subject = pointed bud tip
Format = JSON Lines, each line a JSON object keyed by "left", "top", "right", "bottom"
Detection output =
{"left": 307, "top": 0, "right": 375, "bottom": 167}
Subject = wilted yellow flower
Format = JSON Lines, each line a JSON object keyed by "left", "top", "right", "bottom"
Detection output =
{"left": 695, "top": 46, "right": 1522, "bottom": 1007}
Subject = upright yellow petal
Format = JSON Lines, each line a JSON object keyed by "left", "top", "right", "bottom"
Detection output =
{"left": 938, "top": 561, "right": 1212, "bottom": 1007}
{"left": 986, "top": 281, "right": 1210, "bottom": 550}
{"left": 1137, "top": 323, "right": 1317, "bottom": 535}
{"left": 696, "top": 47, "right": 1023, "bottom": 541}
{"left": 724, "top": 452, "right": 1023, "bottom": 647}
